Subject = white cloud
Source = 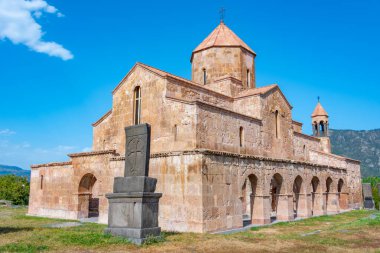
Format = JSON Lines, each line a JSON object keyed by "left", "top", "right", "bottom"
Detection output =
{"left": 0, "top": 129, "right": 16, "bottom": 136}
{"left": 0, "top": 0, "right": 73, "bottom": 60}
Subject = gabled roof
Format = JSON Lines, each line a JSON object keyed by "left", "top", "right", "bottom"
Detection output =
{"left": 312, "top": 102, "right": 328, "bottom": 117}
{"left": 191, "top": 22, "right": 255, "bottom": 61}
{"left": 112, "top": 62, "right": 231, "bottom": 100}
{"left": 235, "top": 84, "right": 278, "bottom": 98}
{"left": 234, "top": 84, "right": 293, "bottom": 109}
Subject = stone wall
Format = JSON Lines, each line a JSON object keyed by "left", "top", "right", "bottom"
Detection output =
{"left": 196, "top": 102, "right": 262, "bottom": 155}
{"left": 293, "top": 132, "right": 321, "bottom": 161}
{"left": 233, "top": 95, "right": 262, "bottom": 119}
{"left": 191, "top": 47, "right": 255, "bottom": 88}
{"left": 28, "top": 151, "right": 121, "bottom": 224}
{"left": 200, "top": 150, "right": 359, "bottom": 232}
{"left": 260, "top": 89, "right": 294, "bottom": 159}
{"left": 28, "top": 162, "right": 76, "bottom": 219}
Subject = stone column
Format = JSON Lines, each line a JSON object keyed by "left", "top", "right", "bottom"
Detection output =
{"left": 312, "top": 192, "right": 326, "bottom": 216}
{"left": 276, "top": 194, "right": 294, "bottom": 221}
{"left": 296, "top": 193, "right": 312, "bottom": 218}
{"left": 326, "top": 192, "right": 339, "bottom": 214}
{"left": 251, "top": 195, "right": 271, "bottom": 225}
{"left": 77, "top": 193, "right": 90, "bottom": 219}
{"left": 339, "top": 192, "right": 349, "bottom": 210}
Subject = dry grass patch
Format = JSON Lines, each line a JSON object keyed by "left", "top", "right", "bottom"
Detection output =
{"left": 0, "top": 207, "right": 380, "bottom": 252}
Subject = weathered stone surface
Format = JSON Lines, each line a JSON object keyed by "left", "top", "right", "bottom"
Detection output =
{"left": 113, "top": 177, "right": 157, "bottom": 193}
{"left": 362, "top": 183, "right": 374, "bottom": 209}
{"left": 124, "top": 124, "right": 150, "bottom": 177}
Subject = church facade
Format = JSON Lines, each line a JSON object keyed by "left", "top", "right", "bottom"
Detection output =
{"left": 28, "top": 22, "right": 362, "bottom": 233}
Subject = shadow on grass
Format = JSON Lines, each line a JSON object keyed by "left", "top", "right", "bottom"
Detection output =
{"left": 0, "top": 226, "right": 33, "bottom": 235}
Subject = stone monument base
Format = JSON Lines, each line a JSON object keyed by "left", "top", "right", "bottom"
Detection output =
{"left": 105, "top": 227, "right": 161, "bottom": 245}
{"left": 105, "top": 191, "right": 162, "bottom": 245}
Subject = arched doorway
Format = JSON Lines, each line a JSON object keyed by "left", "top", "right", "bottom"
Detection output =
{"left": 270, "top": 173, "right": 283, "bottom": 221}
{"left": 78, "top": 173, "right": 99, "bottom": 219}
{"left": 311, "top": 176, "right": 322, "bottom": 216}
{"left": 338, "top": 179, "right": 347, "bottom": 210}
{"left": 325, "top": 177, "right": 333, "bottom": 213}
{"left": 293, "top": 176, "right": 303, "bottom": 218}
{"left": 241, "top": 174, "right": 258, "bottom": 226}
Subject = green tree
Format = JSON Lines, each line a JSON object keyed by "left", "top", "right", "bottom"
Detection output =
{"left": 0, "top": 175, "right": 30, "bottom": 205}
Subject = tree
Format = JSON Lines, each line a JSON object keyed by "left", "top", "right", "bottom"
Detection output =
{"left": 0, "top": 175, "right": 30, "bottom": 205}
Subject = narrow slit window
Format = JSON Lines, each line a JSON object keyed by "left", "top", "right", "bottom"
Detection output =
{"left": 239, "top": 126, "right": 244, "bottom": 147}
{"left": 174, "top": 124, "right": 178, "bottom": 141}
{"left": 134, "top": 86, "right": 141, "bottom": 125}
{"left": 247, "top": 69, "right": 250, "bottom": 87}
{"left": 203, "top": 68, "right": 207, "bottom": 85}
{"left": 40, "top": 175, "right": 44, "bottom": 190}
{"left": 275, "top": 110, "right": 280, "bottom": 139}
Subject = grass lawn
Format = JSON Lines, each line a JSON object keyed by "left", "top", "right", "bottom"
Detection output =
{"left": 1, "top": 207, "right": 380, "bottom": 252}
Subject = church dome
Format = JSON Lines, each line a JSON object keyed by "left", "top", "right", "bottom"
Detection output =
{"left": 191, "top": 21, "right": 255, "bottom": 61}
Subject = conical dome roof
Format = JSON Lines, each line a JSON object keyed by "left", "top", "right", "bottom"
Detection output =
{"left": 191, "top": 22, "right": 255, "bottom": 59}
{"left": 312, "top": 102, "right": 328, "bottom": 117}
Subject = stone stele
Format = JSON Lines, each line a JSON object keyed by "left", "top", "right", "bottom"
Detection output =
{"left": 362, "top": 183, "right": 374, "bottom": 209}
{"left": 105, "top": 123, "right": 162, "bottom": 245}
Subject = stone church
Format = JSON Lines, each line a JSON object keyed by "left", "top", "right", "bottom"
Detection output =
{"left": 28, "top": 21, "right": 362, "bottom": 233}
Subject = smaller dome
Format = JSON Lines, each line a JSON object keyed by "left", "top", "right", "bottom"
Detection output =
{"left": 311, "top": 102, "right": 328, "bottom": 117}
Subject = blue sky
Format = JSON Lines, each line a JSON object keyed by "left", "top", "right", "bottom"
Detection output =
{"left": 0, "top": 0, "right": 379, "bottom": 169}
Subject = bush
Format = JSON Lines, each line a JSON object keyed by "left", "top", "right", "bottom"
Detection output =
{"left": 362, "top": 176, "right": 380, "bottom": 210}
{"left": 0, "top": 175, "right": 30, "bottom": 205}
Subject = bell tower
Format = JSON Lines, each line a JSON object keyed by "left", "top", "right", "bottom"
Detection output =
{"left": 190, "top": 21, "right": 256, "bottom": 89}
{"left": 311, "top": 99, "right": 331, "bottom": 153}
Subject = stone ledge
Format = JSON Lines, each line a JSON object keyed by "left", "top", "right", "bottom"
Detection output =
{"left": 294, "top": 131, "right": 320, "bottom": 142}
{"left": 31, "top": 161, "right": 72, "bottom": 169}
{"left": 165, "top": 96, "right": 262, "bottom": 124}
{"left": 110, "top": 149, "right": 348, "bottom": 171}
{"left": 68, "top": 149, "right": 118, "bottom": 158}
{"left": 310, "top": 149, "right": 361, "bottom": 164}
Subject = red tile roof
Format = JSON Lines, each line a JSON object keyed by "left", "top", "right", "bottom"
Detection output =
{"left": 191, "top": 22, "right": 255, "bottom": 60}
{"left": 312, "top": 102, "right": 328, "bottom": 117}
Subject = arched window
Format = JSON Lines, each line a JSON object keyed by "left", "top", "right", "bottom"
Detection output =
{"left": 320, "top": 121, "right": 325, "bottom": 134}
{"left": 203, "top": 68, "right": 207, "bottom": 85}
{"left": 247, "top": 69, "right": 250, "bottom": 88}
{"left": 303, "top": 145, "right": 306, "bottom": 159}
{"left": 239, "top": 126, "right": 244, "bottom": 147}
{"left": 134, "top": 86, "right": 141, "bottom": 125}
{"left": 314, "top": 122, "right": 318, "bottom": 135}
{"left": 275, "top": 110, "right": 280, "bottom": 139}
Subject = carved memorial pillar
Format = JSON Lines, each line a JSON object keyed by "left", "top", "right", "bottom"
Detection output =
{"left": 105, "top": 124, "right": 162, "bottom": 245}
{"left": 362, "top": 183, "right": 374, "bottom": 209}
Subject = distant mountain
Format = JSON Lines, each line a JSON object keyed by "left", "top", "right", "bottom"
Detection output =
{"left": 0, "top": 164, "right": 30, "bottom": 180}
{"left": 330, "top": 129, "right": 380, "bottom": 178}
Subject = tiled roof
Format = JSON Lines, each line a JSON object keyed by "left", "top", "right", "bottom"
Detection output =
{"left": 312, "top": 102, "right": 328, "bottom": 117}
{"left": 235, "top": 84, "right": 278, "bottom": 98}
{"left": 192, "top": 22, "right": 255, "bottom": 58}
